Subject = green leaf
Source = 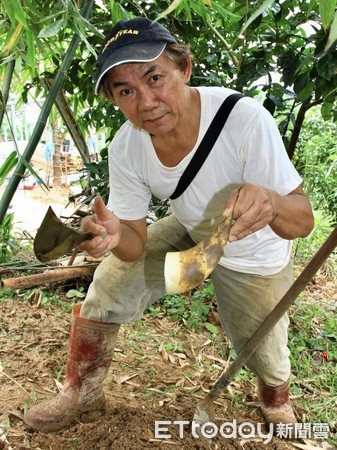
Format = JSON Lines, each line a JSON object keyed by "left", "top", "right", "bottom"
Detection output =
{"left": 2, "top": 0, "right": 15, "bottom": 25}
{"left": 70, "top": 9, "right": 104, "bottom": 38}
{"left": 2, "top": 0, "right": 27, "bottom": 27}
{"left": 154, "top": 0, "right": 185, "bottom": 22}
{"left": 263, "top": 96, "right": 276, "bottom": 116}
{"left": 38, "top": 11, "right": 63, "bottom": 25}
{"left": 2, "top": 0, "right": 16, "bottom": 25}
{"left": 203, "top": 322, "right": 219, "bottom": 335}
{"left": 298, "top": 80, "right": 314, "bottom": 101}
{"left": 190, "top": 0, "right": 209, "bottom": 23}
{"left": 238, "top": 0, "right": 275, "bottom": 36}
{"left": 19, "top": 157, "right": 48, "bottom": 191}
{"left": 38, "top": 19, "right": 65, "bottom": 38}
{"left": 294, "top": 73, "right": 309, "bottom": 94}
{"left": 306, "top": 0, "right": 318, "bottom": 18}
{"left": 68, "top": 21, "right": 97, "bottom": 56}
{"left": 321, "top": 101, "right": 334, "bottom": 120}
{"left": 0, "top": 151, "right": 18, "bottom": 187}
{"left": 181, "top": 1, "right": 192, "bottom": 22}
{"left": 211, "top": 2, "right": 240, "bottom": 20}
{"left": 109, "top": 0, "right": 129, "bottom": 24}
{"left": 319, "top": 0, "right": 337, "bottom": 30}
{"left": 12, "top": 0, "right": 28, "bottom": 26}
{"left": 26, "top": 28, "right": 35, "bottom": 73}
{"left": 278, "top": 51, "right": 300, "bottom": 86}
{"left": 317, "top": 53, "right": 337, "bottom": 80}
{"left": 324, "top": 12, "right": 337, "bottom": 52}
{"left": 66, "top": 289, "right": 86, "bottom": 298}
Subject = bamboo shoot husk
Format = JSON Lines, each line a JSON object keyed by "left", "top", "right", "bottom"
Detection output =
{"left": 165, "top": 216, "right": 232, "bottom": 294}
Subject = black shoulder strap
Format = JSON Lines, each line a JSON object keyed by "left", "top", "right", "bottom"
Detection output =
{"left": 169, "top": 92, "right": 244, "bottom": 200}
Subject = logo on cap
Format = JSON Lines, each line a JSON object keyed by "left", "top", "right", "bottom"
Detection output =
{"left": 102, "top": 29, "right": 140, "bottom": 53}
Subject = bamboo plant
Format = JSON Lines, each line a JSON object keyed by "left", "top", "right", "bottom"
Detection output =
{"left": 0, "top": 0, "right": 94, "bottom": 224}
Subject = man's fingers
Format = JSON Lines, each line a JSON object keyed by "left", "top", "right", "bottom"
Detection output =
{"left": 223, "top": 188, "right": 240, "bottom": 215}
{"left": 93, "top": 195, "right": 110, "bottom": 220}
{"left": 229, "top": 216, "right": 265, "bottom": 241}
{"left": 229, "top": 196, "right": 274, "bottom": 242}
{"left": 78, "top": 234, "right": 111, "bottom": 253}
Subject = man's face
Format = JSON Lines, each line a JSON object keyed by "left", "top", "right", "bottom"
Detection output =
{"left": 106, "top": 54, "right": 191, "bottom": 136}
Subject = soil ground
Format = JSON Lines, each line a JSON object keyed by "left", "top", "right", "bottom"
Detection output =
{"left": 0, "top": 173, "right": 336, "bottom": 449}
{"left": 1, "top": 287, "right": 336, "bottom": 450}
{"left": 1, "top": 142, "right": 81, "bottom": 236}
{"left": 0, "top": 294, "right": 322, "bottom": 450}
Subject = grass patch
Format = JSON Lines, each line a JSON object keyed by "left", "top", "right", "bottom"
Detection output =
{"left": 146, "top": 279, "right": 219, "bottom": 335}
{"left": 288, "top": 294, "right": 337, "bottom": 441}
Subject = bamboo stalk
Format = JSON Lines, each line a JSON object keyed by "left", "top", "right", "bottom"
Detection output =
{"left": 43, "top": 78, "right": 91, "bottom": 164}
{"left": 0, "top": 59, "right": 16, "bottom": 128}
{"left": 0, "top": 0, "right": 94, "bottom": 224}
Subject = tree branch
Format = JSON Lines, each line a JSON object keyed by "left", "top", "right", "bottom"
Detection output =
{"left": 287, "top": 98, "right": 322, "bottom": 160}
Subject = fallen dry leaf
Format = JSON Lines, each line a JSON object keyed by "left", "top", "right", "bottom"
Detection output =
{"left": 116, "top": 372, "right": 139, "bottom": 384}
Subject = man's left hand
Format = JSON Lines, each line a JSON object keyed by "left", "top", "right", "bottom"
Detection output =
{"left": 223, "top": 183, "right": 278, "bottom": 242}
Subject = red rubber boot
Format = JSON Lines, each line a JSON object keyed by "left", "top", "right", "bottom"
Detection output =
{"left": 258, "top": 377, "right": 297, "bottom": 426}
{"left": 24, "top": 304, "right": 119, "bottom": 432}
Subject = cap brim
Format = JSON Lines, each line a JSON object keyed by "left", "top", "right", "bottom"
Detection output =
{"left": 94, "top": 42, "right": 166, "bottom": 95}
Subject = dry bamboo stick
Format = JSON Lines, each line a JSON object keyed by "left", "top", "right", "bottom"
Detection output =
{"left": 1, "top": 266, "right": 95, "bottom": 289}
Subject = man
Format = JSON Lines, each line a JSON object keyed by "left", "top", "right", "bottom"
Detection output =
{"left": 24, "top": 17, "right": 314, "bottom": 433}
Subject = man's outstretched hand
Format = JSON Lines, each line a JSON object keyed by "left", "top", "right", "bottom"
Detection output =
{"left": 78, "top": 196, "right": 121, "bottom": 258}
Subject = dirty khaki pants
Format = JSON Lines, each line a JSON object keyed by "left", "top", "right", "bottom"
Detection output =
{"left": 81, "top": 214, "right": 293, "bottom": 386}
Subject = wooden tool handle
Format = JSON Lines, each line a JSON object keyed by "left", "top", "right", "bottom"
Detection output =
{"left": 208, "top": 226, "right": 337, "bottom": 399}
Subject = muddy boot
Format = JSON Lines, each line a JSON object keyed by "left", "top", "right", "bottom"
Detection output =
{"left": 258, "top": 377, "right": 297, "bottom": 427}
{"left": 24, "top": 304, "right": 120, "bottom": 432}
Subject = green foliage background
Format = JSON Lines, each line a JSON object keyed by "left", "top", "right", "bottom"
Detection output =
{"left": 0, "top": 0, "right": 336, "bottom": 230}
